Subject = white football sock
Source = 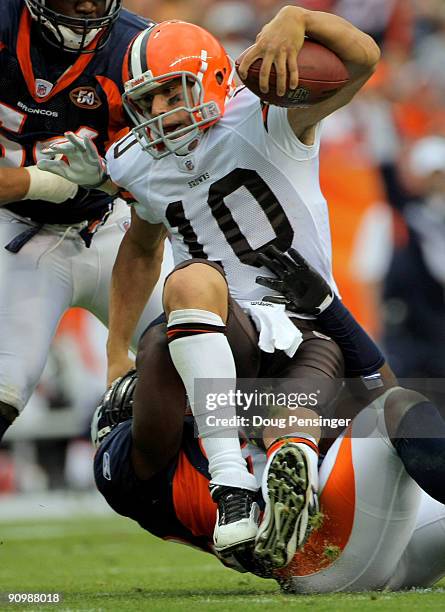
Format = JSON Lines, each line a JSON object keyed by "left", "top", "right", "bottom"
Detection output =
{"left": 168, "top": 308, "right": 258, "bottom": 491}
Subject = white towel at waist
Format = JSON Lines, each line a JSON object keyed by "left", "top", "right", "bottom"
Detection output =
{"left": 237, "top": 300, "right": 303, "bottom": 358}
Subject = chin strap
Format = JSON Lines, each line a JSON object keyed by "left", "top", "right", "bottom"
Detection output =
{"left": 55, "top": 24, "right": 100, "bottom": 50}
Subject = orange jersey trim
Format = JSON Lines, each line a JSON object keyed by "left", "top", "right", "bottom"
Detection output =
{"left": 17, "top": 9, "right": 99, "bottom": 103}
{"left": 276, "top": 429, "right": 355, "bottom": 579}
{"left": 119, "top": 189, "right": 136, "bottom": 203}
{"left": 95, "top": 75, "right": 126, "bottom": 147}
{"left": 166, "top": 328, "right": 215, "bottom": 339}
{"left": 172, "top": 449, "right": 216, "bottom": 539}
{"left": 267, "top": 437, "right": 319, "bottom": 459}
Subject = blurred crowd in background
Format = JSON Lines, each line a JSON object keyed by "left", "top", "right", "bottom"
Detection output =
{"left": 1, "top": 0, "right": 445, "bottom": 497}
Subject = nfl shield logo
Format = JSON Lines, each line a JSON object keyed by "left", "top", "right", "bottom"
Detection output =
{"left": 35, "top": 79, "right": 53, "bottom": 98}
{"left": 179, "top": 155, "right": 196, "bottom": 172}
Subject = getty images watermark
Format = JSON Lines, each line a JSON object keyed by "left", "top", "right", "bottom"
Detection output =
{"left": 206, "top": 389, "right": 319, "bottom": 410}
{"left": 194, "top": 377, "right": 445, "bottom": 438}
{"left": 194, "top": 377, "right": 352, "bottom": 437}
{"left": 204, "top": 388, "right": 351, "bottom": 430}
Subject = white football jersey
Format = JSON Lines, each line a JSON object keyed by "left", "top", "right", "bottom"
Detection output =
{"left": 107, "top": 87, "right": 337, "bottom": 302}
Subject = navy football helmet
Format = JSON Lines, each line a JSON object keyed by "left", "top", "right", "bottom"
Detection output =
{"left": 25, "top": 0, "right": 122, "bottom": 53}
{"left": 91, "top": 369, "right": 137, "bottom": 448}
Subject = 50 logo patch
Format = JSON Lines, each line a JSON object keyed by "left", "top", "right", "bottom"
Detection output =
{"left": 70, "top": 86, "right": 102, "bottom": 109}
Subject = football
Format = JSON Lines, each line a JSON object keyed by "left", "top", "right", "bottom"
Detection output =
{"left": 235, "top": 39, "right": 350, "bottom": 107}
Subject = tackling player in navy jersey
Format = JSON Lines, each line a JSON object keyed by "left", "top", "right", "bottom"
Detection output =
{"left": 0, "top": 1, "right": 173, "bottom": 443}
{"left": 92, "top": 249, "right": 445, "bottom": 591}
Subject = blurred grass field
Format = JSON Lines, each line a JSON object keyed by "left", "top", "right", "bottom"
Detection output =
{"left": 1, "top": 515, "right": 445, "bottom": 611}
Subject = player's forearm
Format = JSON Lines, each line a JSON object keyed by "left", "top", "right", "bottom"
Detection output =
{"left": 107, "top": 233, "right": 164, "bottom": 360}
{"left": 318, "top": 295, "right": 385, "bottom": 376}
{"left": 0, "top": 167, "right": 30, "bottom": 204}
{"left": 0, "top": 166, "right": 78, "bottom": 204}
{"left": 283, "top": 5, "right": 381, "bottom": 74}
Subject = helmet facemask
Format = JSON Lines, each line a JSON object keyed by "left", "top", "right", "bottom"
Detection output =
{"left": 123, "top": 64, "right": 232, "bottom": 159}
{"left": 25, "top": 0, "right": 121, "bottom": 54}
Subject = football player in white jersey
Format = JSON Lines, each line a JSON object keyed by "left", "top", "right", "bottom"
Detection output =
{"left": 40, "top": 6, "right": 381, "bottom": 565}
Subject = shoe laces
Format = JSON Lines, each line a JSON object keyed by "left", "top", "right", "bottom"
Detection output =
{"left": 216, "top": 488, "right": 256, "bottom": 525}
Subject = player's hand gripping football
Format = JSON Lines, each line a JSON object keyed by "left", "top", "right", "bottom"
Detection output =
{"left": 256, "top": 245, "right": 334, "bottom": 315}
{"left": 38, "top": 132, "right": 118, "bottom": 194}
{"left": 237, "top": 5, "right": 306, "bottom": 96}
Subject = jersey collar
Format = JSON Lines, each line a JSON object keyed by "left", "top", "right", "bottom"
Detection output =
{"left": 17, "top": 8, "right": 99, "bottom": 104}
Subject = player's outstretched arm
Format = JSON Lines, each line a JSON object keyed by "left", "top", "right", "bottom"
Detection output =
{"left": 286, "top": 7, "right": 381, "bottom": 135}
{"left": 0, "top": 166, "right": 78, "bottom": 204}
{"left": 37, "top": 132, "right": 119, "bottom": 196}
{"left": 107, "top": 208, "right": 167, "bottom": 386}
{"left": 238, "top": 6, "right": 380, "bottom": 140}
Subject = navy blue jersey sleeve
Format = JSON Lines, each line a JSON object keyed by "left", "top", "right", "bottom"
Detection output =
{"left": 101, "top": 8, "right": 154, "bottom": 87}
{"left": 318, "top": 295, "right": 385, "bottom": 376}
{"left": 119, "top": 8, "right": 153, "bottom": 33}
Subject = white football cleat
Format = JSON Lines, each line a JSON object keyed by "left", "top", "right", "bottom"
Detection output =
{"left": 254, "top": 443, "right": 318, "bottom": 569}
{"left": 210, "top": 485, "right": 260, "bottom": 554}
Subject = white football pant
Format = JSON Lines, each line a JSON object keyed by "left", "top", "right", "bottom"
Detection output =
{"left": 0, "top": 200, "right": 173, "bottom": 412}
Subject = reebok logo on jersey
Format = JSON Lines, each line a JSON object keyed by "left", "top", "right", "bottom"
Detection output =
{"left": 188, "top": 172, "right": 210, "bottom": 188}
{"left": 102, "top": 452, "right": 112, "bottom": 481}
{"left": 250, "top": 301, "right": 275, "bottom": 307}
{"left": 70, "top": 86, "right": 102, "bottom": 110}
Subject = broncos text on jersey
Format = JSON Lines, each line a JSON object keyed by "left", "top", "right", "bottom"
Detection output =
{"left": 0, "top": 0, "right": 150, "bottom": 225}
